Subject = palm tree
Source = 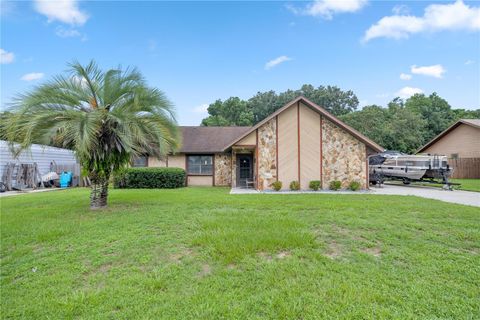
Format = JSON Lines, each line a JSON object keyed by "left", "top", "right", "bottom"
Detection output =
{"left": 5, "top": 61, "right": 179, "bottom": 209}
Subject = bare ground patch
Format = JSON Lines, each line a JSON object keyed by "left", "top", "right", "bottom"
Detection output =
{"left": 226, "top": 263, "right": 236, "bottom": 270}
{"left": 257, "top": 250, "right": 292, "bottom": 261}
{"left": 361, "top": 246, "right": 382, "bottom": 257}
{"left": 258, "top": 252, "right": 273, "bottom": 261}
{"left": 276, "top": 251, "right": 291, "bottom": 259}
{"left": 324, "top": 241, "right": 343, "bottom": 259}
{"left": 82, "top": 260, "right": 114, "bottom": 277}
{"left": 169, "top": 248, "right": 195, "bottom": 264}
{"left": 197, "top": 264, "right": 212, "bottom": 278}
{"left": 450, "top": 247, "right": 479, "bottom": 255}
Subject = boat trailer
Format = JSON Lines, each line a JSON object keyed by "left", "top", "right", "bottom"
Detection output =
{"left": 369, "top": 152, "right": 460, "bottom": 191}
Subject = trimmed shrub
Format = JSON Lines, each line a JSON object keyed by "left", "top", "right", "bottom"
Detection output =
{"left": 289, "top": 180, "right": 300, "bottom": 191}
{"left": 113, "top": 168, "right": 128, "bottom": 188}
{"left": 349, "top": 181, "right": 361, "bottom": 191}
{"left": 114, "top": 167, "right": 185, "bottom": 189}
{"left": 329, "top": 180, "right": 342, "bottom": 191}
{"left": 309, "top": 180, "right": 321, "bottom": 191}
{"left": 271, "top": 181, "right": 282, "bottom": 191}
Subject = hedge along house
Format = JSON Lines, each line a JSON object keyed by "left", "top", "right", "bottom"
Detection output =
{"left": 137, "top": 96, "right": 384, "bottom": 190}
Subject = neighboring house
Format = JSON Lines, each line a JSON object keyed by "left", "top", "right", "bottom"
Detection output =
{"left": 417, "top": 119, "right": 480, "bottom": 178}
{"left": 136, "top": 96, "right": 384, "bottom": 190}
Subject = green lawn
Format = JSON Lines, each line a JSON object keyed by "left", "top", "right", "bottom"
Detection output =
{"left": 451, "top": 179, "right": 480, "bottom": 192}
{"left": 1, "top": 188, "right": 479, "bottom": 319}
{"left": 386, "top": 178, "right": 480, "bottom": 192}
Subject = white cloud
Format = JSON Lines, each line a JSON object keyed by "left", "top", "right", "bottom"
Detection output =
{"left": 375, "top": 92, "right": 390, "bottom": 98}
{"left": 0, "top": 49, "right": 15, "bottom": 64}
{"left": 411, "top": 64, "right": 446, "bottom": 78}
{"left": 21, "top": 72, "right": 44, "bottom": 81}
{"left": 400, "top": 73, "right": 412, "bottom": 80}
{"left": 465, "top": 59, "right": 475, "bottom": 65}
{"left": 396, "top": 86, "right": 423, "bottom": 99}
{"left": 265, "top": 56, "right": 292, "bottom": 70}
{"left": 363, "top": 0, "right": 480, "bottom": 42}
{"left": 55, "top": 26, "right": 81, "bottom": 38}
{"left": 392, "top": 4, "right": 410, "bottom": 15}
{"left": 193, "top": 104, "right": 209, "bottom": 114}
{"left": 287, "top": 0, "right": 367, "bottom": 19}
{"left": 34, "top": 0, "right": 88, "bottom": 26}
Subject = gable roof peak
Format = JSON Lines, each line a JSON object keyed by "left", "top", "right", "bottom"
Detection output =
{"left": 223, "top": 95, "right": 384, "bottom": 152}
{"left": 417, "top": 118, "right": 480, "bottom": 153}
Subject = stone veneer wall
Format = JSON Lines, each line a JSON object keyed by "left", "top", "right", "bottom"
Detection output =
{"left": 231, "top": 150, "right": 237, "bottom": 188}
{"left": 214, "top": 153, "right": 232, "bottom": 186}
{"left": 257, "top": 119, "right": 277, "bottom": 190}
{"left": 322, "top": 119, "right": 367, "bottom": 189}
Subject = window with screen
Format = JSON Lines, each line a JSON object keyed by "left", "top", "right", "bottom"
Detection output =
{"left": 187, "top": 155, "right": 213, "bottom": 175}
{"left": 132, "top": 156, "right": 148, "bottom": 167}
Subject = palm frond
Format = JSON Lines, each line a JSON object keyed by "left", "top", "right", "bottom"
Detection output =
{"left": 6, "top": 60, "right": 179, "bottom": 175}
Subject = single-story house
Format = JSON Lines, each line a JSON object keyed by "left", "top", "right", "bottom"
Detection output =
{"left": 417, "top": 119, "right": 480, "bottom": 178}
{"left": 135, "top": 96, "right": 384, "bottom": 190}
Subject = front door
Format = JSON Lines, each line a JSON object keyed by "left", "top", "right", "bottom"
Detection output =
{"left": 236, "top": 154, "right": 253, "bottom": 188}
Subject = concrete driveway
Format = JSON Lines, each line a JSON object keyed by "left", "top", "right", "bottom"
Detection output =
{"left": 371, "top": 184, "right": 480, "bottom": 207}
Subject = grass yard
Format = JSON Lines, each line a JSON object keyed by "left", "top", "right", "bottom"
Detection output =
{"left": 1, "top": 188, "right": 479, "bottom": 319}
{"left": 451, "top": 179, "right": 480, "bottom": 192}
{"left": 386, "top": 178, "right": 480, "bottom": 192}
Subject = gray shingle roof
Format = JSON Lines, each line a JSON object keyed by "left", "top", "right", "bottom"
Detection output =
{"left": 178, "top": 126, "right": 251, "bottom": 153}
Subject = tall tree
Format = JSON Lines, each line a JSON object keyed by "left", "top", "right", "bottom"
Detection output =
{"left": 5, "top": 61, "right": 179, "bottom": 209}
{"left": 405, "top": 92, "right": 455, "bottom": 142}
{"left": 340, "top": 105, "right": 390, "bottom": 148}
{"left": 202, "top": 84, "right": 359, "bottom": 125}
{"left": 248, "top": 90, "right": 285, "bottom": 123}
{"left": 201, "top": 97, "right": 253, "bottom": 126}
{"left": 385, "top": 98, "right": 427, "bottom": 153}
{"left": 342, "top": 98, "right": 427, "bottom": 153}
{"left": 298, "top": 84, "right": 359, "bottom": 116}
{"left": 452, "top": 108, "right": 480, "bottom": 120}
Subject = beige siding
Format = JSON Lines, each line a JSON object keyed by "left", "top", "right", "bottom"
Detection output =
{"left": 235, "top": 131, "right": 256, "bottom": 146}
{"left": 299, "top": 103, "right": 321, "bottom": 189}
{"left": 278, "top": 104, "right": 298, "bottom": 189}
{"left": 188, "top": 175, "right": 213, "bottom": 186}
{"left": 148, "top": 157, "right": 167, "bottom": 167}
{"left": 167, "top": 154, "right": 186, "bottom": 169}
{"left": 422, "top": 124, "right": 480, "bottom": 158}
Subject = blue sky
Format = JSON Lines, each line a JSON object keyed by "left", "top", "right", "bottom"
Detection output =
{"left": 1, "top": 0, "right": 479, "bottom": 125}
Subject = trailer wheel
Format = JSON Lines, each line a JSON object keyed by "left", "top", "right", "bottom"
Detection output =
{"left": 402, "top": 178, "right": 411, "bottom": 185}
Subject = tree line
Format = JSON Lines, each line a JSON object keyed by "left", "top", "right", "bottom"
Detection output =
{"left": 200, "top": 84, "right": 479, "bottom": 153}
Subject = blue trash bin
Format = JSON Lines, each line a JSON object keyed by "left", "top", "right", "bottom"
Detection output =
{"left": 59, "top": 172, "right": 73, "bottom": 188}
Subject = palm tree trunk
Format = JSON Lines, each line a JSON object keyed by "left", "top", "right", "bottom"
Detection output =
{"left": 90, "top": 175, "right": 109, "bottom": 209}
